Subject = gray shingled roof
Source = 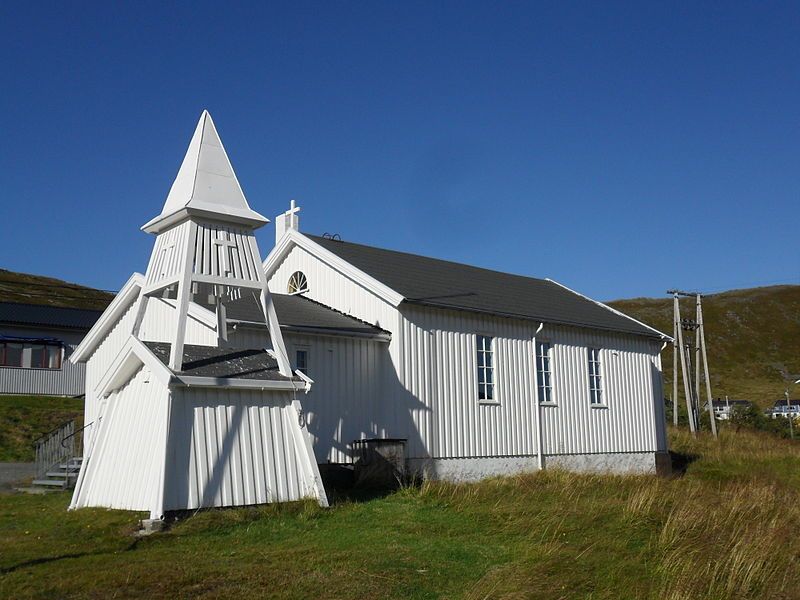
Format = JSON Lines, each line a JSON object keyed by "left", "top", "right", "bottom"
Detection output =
{"left": 0, "top": 301, "right": 103, "bottom": 330}
{"left": 308, "top": 235, "right": 662, "bottom": 339}
{"left": 226, "top": 293, "right": 388, "bottom": 337}
{"left": 144, "top": 341, "right": 299, "bottom": 381}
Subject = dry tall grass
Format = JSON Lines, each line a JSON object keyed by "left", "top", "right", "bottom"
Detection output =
{"left": 417, "top": 428, "right": 800, "bottom": 600}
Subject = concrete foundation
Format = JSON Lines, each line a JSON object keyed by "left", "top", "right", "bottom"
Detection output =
{"left": 407, "top": 451, "right": 659, "bottom": 482}
{"left": 544, "top": 451, "right": 657, "bottom": 474}
{"left": 408, "top": 456, "right": 539, "bottom": 482}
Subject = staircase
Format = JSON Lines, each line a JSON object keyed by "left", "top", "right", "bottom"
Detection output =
{"left": 29, "top": 419, "right": 86, "bottom": 491}
{"left": 32, "top": 457, "right": 83, "bottom": 490}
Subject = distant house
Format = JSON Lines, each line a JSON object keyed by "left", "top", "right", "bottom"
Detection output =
{"left": 765, "top": 399, "right": 800, "bottom": 419}
{"left": 0, "top": 302, "right": 104, "bottom": 396}
{"left": 705, "top": 399, "right": 752, "bottom": 420}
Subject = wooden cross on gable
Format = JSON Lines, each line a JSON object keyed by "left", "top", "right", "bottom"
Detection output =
{"left": 214, "top": 230, "right": 238, "bottom": 276}
{"left": 285, "top": 199, "right": 300, "bottom": 230}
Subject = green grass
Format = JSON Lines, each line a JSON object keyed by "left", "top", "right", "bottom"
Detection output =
{"left": 2, "top": 429, "right": 800, "bottom": 599}
{"left": 0, "top": 395, "right": 83, "bottom": 462}
{"left": 0, "top": 268, "right": 113, "bottom": 310}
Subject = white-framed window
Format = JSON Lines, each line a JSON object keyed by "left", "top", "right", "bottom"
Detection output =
{"left": 536, "top": 340, "right": 553, "bottom": 404}
{"left": 295, "top": 348, "right": 309, "bottom": 376}
{"left": 287, "top": 271, "right": 308, "bottom": 294}
{"left": 476, "top": 335, "right": 495, "bottom": 402}
{"left": 588, "top": 347, "right": 603, "bottom": 405}
{"left": 0, "top": 341, "right": 62, "bottom": 369}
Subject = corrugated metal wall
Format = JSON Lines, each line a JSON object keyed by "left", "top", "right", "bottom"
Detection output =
{"left": 72, "top": 366, "right": 168, "bottom": 513}
{"left": 83, "top": 301, "right": 138, "bottom": 450}
{"left": 400, "top": 306, "right": 539, "bottom": 459}
{"left": 535, "top": 323, "right": 663, "bottom": 455}
{"left": 267, "top": 244, "right": 667, "bottom": 464}
{"left": 165, "top": 387, "right": 319, "bottom": 510}
{"left": 283, "top": 332, "right": 386, "bottom": 464}
{"left": 0, "top": 326, "right": 87, "bottom": 396}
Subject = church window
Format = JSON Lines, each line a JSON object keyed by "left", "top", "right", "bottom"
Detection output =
{"left": 295, "top": 349, "right": 309, "bottom": 376}
{"left": 536, "top": 341, "right": 553, "bottom": 404}
{"left": 588, "top": 348, "right": 604, "bottom": 405}
{"left": 476, "top": 335, "right": 495, "bottom": 401}
{"left": 287, "top": 271, "right": 308, "bottom": 294}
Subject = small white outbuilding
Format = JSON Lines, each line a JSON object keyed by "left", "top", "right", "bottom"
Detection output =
{"left": 71, "top": 111, "right": 671, "bottom": 518}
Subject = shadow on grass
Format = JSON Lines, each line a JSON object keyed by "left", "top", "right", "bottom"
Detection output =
{"left": 321, "top": 464, "right": 414, "bottom": 506}
{"left": 669, "top": 450, "right": 700, "bottom": 477}
{"left": 0, "top": 538, "right": 141, "bottom": 575}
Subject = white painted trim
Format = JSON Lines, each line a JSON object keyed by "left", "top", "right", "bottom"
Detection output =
{"left": 545, "top": 278, "right": 671, "bottom": 340}
{"left": 191, "top": 273, "right": 264, "bottom": 288}
{"left": 156, "top": 297, "right": 217, "bottom": 329}
{"left": 94, "top": 338, "right": 137, "bottom": 398}
{"left": 173, "top": 376, "right": 309, "bottom": 392}
{"left": 142, "top": 275, "right": 181, "bottom": 296}
{"left": 294, "top": 369, "right": 314, "bottom": 392}
{"left": 262, "top": 230, "right": 405, "bottom": 307}
{"left": 94, "top": 335, "right": 174, "bottom": 398}
{"left": 288, "top": 398, "right": 328, "bottom": 507}
{"left": 129, "top": 337, "right": 175, "bottom": 387}
{"left": 70, "top": 273, "right": 144, "bottom": 364}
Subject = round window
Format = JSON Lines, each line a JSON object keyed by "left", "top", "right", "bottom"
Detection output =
{"left": 287, "top": 271, "right": 308, "bottom": 294}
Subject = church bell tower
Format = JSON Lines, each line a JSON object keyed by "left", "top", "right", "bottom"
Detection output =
{"left": 132, "top": 110, "right": 291, "bottom": 375}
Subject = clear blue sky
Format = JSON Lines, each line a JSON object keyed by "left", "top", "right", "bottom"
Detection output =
{"left": 1, "top": 2, "right": 798, "bottom": 301}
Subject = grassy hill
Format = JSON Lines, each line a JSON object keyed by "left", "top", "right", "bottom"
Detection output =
{"left": 0, "top": 395, "right": 84, "bottom": 462}
{"left": 0, "top": 269, "right": 113, "bottom": 310}
{"left": 609, "top": 285, "right": 800, "bottom": 406}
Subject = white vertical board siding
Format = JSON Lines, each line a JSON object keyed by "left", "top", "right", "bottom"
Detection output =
{"left": 144, "top": 221, "right": 192, "bottom": 287}
{"left": 402, "top": 307, "right": 663, "bottom": 459}
{"left": 267, "top": 244, "right": 665, "bottom": 462}
{"left": 190, "top": 221, "right": 264, "bottom": 284}
{"left": 283, "top": 333, "right": 386, "bottom": 464}
{"left": 268, "top": 245, "right": 398, "bottom": 333}
{"left": 164, "top": 387, "right": 318, "bottom": 510}
{"left": 539, "top": 325, "right": 664, "bottom": 455}
{"left": 138, "top": 298, "right": 216, "bottom": 346}
{"left": 72, "top": 366, "right": 168, "bottom": 513}
{"left": 83, "top": 301, "right": 137, "bottom": 451}
{"left": 401, "top": 306, "right": 538, "bottom": 459}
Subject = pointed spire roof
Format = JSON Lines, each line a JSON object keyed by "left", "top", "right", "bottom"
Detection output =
{"left": 142, "top": 110, "right": 268, "bottom": 233}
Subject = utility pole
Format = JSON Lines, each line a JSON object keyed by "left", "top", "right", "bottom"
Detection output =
{"left": 671, "top": 292, "right": 697, "bottom": 434}
{"left": 668, "top": 290, "right": 716, "bottom": 437}
{"left": 673, "top": 313, "right": 679, "bottom": 426}
{"left": 697, "top": 294, "right": 717, "bottom": 437}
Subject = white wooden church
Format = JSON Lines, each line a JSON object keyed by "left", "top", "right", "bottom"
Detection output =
{"left": 70, "top": 111, "right": 671, "bottom": 519}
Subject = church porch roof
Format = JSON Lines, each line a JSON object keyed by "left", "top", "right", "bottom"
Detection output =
{"left": 144, "top": 341, "right": 301, "bottom": 382}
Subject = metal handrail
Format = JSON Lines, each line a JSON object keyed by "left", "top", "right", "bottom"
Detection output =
{"left": 61, "top": 420, "right": 93, "bottom": 449}
{"left": 32, "top": 418, "right": 76, "bottom": 447}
